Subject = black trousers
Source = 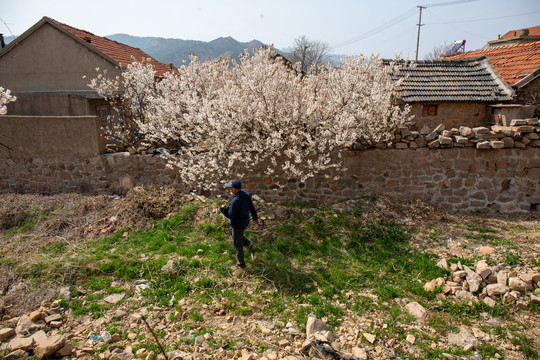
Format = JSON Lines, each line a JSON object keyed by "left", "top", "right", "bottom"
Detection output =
{"left": 230, "top": 227, "right": 252, "bottom": 268}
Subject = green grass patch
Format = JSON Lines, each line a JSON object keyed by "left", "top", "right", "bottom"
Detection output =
{"left": 4, "top": 197, "right": 533, "bottom": 359}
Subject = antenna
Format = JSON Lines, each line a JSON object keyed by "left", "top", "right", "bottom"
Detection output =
{"left": 415, "top": 6, "right": 426, "bottom": 61}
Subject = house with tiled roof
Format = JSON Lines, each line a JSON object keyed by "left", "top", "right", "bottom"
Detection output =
{"left": 391, "top": 57, "right": 514, "bottom": 130}
{"left": 0, "top": 16, "right": 175, "bottom": 118}
{"left": 486, "top": 25, "right": 540, "bottom": 49}
{"left": 443, "top": 32, "right": 540, "bottom": 118}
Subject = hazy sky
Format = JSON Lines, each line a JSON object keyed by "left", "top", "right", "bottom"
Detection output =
{"left": 2, "top": 0, "right": 539, "bottom": 59}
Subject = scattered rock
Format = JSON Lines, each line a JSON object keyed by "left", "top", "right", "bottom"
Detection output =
{"left": 486, "top": 284, "right": 509, "bottom": 297}
{"left": 56, "top": 343, "right": 75, "bottom": 357}
{"left": 7, "top": 336, "right": 35, "bottom": 351}
{"left": 483, "top": 297, "right": 497, "bottom": 308}
{"left": 3, "top": 349, "right": 28, "bottom": 359}
{"left": 363, "top": 333, "right": 376, "bottom": 344}
{"left": 104, "top": 293, "right": 126, "bottom": 304}
{"left": 463, "top": 265, "right": 483, "bottom": 293}
{"left": 436, "top": 258, "right": 449, "bottom": 270}
{"left": 509, "top": 277, "right": 533, "bottom": 292}
{"left": 424, "top": 277, "right": 445, "bottom": 292}
{"left": 44, "top": 313, "right": 61, "bottom": 324}
{"left": 161, "top": 259, "right": 175, "bottom": 273}
{"left": 34, "top": 334, "right": 66, "bottom": 359}
{"left": 448, "top": 328, "right": 479, "bottom": 348}
{"left": 306, "top": 317, "right": 331, "bottom": 338}
{"left": 0, "top": 328, "right": 15, "bottom": 341}
{"left": 405, "top": 302, "right": 427, "bottom": 321}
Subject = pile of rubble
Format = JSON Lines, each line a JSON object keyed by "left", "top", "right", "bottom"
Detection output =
{"left": 0, "top": 300, "right": 72, "bottom": 359}
{"left": 425, "top": 253, "right": 540, "bottom": 308}
{"left": 355, "top": 118, "right": 540, "bottom": 150}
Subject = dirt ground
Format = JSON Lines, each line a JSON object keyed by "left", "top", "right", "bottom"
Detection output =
{"left": 0, "top": 187, "right": 539, "bottom": 359}
{"left": 0, "top": 188, "right": 539, "bottom": 307}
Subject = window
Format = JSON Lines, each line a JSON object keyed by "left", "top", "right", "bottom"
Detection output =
{"left": 96, "top": 105, "right": 110, "bottom": 120}
{"left": 422, "top": 104, "right": 438, "bottom": 116}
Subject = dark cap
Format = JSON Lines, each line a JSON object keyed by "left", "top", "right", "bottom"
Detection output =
{"left": 224, "top": 179, "right": 242, "bottom": 189}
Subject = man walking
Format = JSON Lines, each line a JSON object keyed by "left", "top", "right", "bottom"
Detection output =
{"left": 220, "top": 179, "right": 259, "bottom": 270}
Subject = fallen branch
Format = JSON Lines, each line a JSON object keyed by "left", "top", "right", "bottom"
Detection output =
{"left": 141, "top": 313, "right": 169, "bottom": 360}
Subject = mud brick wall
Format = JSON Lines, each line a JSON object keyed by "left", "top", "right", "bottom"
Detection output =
{"left": 0, "top": 115, "right": 105, "bottom": 157}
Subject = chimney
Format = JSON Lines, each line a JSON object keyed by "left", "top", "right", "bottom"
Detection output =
{"left": 520, "top": 28, "right": 530, "bottom": 37}
{"left": 0, "top": 34, "right": 5, "bottom": 49}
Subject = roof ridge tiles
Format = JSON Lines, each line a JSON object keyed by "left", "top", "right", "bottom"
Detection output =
{"left": 45, "top": 16, "right": 174, "bottom": 77}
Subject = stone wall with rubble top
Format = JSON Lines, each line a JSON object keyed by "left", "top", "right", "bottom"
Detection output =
{"left": 353, "top": 118, "right": 540, "bottom": 151}
{"left": 1, "top": 147, "right": 538, "bottom": 213}
{"left": 248, "top": 147, "right": 540, "bottom": 213}
{"left": 0, "top": 116, "right": 539, "bottom": 213}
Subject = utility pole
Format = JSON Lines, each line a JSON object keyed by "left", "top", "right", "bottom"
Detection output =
{"left": 415, "top": 6, "right": 426, "bottom": 61}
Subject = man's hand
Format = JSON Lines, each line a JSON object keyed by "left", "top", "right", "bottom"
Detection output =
{"left": 253, "top": 220, "right": 260, "bottom": 226}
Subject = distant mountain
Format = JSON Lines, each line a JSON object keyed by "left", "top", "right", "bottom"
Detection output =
{"left": 106, "top": 34, "right": 266, "bottom": 67}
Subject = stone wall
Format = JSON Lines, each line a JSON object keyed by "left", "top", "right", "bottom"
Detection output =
{"left": 248, "top": 147, "right": 539, "bottom": 213}
{"left": 1, "top": 148, "right": 538, "bottom": 213}
{"left": 1, "top": 115, "right": 539, "bottom": 213}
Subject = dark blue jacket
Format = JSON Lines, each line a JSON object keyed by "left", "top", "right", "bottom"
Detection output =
{"left": 221, "top": 190, "right": 258, "bottom": 229}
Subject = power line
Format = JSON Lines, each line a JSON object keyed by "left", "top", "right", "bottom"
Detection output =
{"left": 425, "top": 10, "right": 540, "bottom": 25}
{"left": 0, "top": 18, "right": 15, "bottom": 37}
{"left": 330, "top": 7, "right": 418, "bottom": 50}
{"left": 428, "top": 12, "right": 492, "bottom": 39}
{"left": 414, "top": 0, "right": 480, "bottom": 60}
{"left": 420, "top": 0, "right": 479, "bottom": 7}
{"left": 329, "top": 0, "right": 479, "bottom": 52}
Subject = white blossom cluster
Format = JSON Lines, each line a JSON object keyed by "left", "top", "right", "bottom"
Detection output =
{"left": 88, "top": 60, "right": 158, "bottom": 147}
{"left": 0, "top": 87, "right": 16, "bottom": 115}
{"left": 89, "top": 48, "right": 412, "bottom": 191}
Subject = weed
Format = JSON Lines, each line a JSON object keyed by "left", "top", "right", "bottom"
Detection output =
{"left": 476, "top": 343, "right": 502, "bottom": 359}
{"left": 465, "top": 224, "right": 497, "bottom": 233}
{"left": 502, "top": 251, "right": 523, "bottom": 266}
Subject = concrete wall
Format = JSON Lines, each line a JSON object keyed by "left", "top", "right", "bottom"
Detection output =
{"left": 6, "top": 94, "right": 89, "bottom": 116}
{"left": 0, "top": 116, "right": 106, "bottom": 158}
{"left": 410, "top": 102, "right": 489, "bottom": 130}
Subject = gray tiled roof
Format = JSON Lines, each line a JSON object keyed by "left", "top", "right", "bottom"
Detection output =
{"left": 391, "top": 56, "right": 514, "bottom": 102}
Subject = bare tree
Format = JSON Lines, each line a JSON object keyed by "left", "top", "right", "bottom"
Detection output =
{"left": 424, "top": 42, "right": 454, "bottom": 60}
{"left": 288, "top": 35, "right": 330, "bottom": 74}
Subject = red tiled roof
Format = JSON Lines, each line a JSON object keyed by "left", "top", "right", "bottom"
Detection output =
{"left": 501, "top": 25, "right": 540, "bottom": 39}
{"left": 49, "top": 18, "right": 174, "bottom": 77}
{"left": 442, "top": 41, "right": 540, "bottom": 86}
